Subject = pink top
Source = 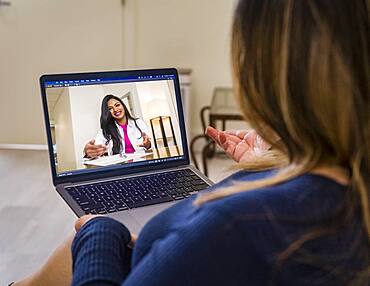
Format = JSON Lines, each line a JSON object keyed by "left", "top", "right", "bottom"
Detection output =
{"left": 119, "top": 123, "right": 135, "bottom": 153}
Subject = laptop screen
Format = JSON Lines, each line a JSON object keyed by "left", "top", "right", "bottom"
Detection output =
{"left": 40, "top": 69, "right": 187, "bottom": 182}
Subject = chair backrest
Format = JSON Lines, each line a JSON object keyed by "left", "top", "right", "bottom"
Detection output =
{"left": 210, "top": 87, "right": 240, "bottom": 115}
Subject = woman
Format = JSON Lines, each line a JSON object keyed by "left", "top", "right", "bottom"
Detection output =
{"left": 84, "top": 94, "right": 151, "bottom": 158}
{"left": 12, "top": 0, "right": 369, "bottom": 285}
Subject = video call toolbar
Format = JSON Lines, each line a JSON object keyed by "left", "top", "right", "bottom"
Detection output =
{"left": 45, "top": 74, "right": 176, "bottom": 88}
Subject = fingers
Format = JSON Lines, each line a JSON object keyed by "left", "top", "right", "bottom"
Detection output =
{"left": 243, "top": 130, "right": 258, "bottom": 148}
{"left": 224, "top": 129, "right": 249, "bottom": 140}
{"left": 223, "top": 141, "right": 237, "bottom": 158}
{"left": 233, "top": 140, "right": 251, "bottom": 162}
{"left": 75, "top": 214, "right": 101, "bottom": 232}
{"left": 215, "top": 128, "right": 246, "bottom": 144}
{"left": 139, "top": 134, "right": 151, "bottom": 148}
{"left": 142, "top": 133, "right": 150, "bottom": 144}
{"left": 206, "top": 128, "right": 271, "bottom": 163}
{"left": 75, "top": 216, "right": 137, "bottom": 251}
{"left": 206, "top": 127, "right": 258, "bottom": 161}
{"left": 221, "top": 136, "right": 255, "bottom": 162}
{"left": 223, "top": 133, "right": 244, "bottom": 144}
{"left": 87, "top": 150, "right": 105, "bottom": 158}
{"left": 243, "top": 131, "right": 271, "bottom": 152}
{"left": 86, "top": 148, "right": 106, "bottom": 158}
{"left": 88, "top": 145, "right": 107, "bottom": 152}
{"left": 206, "top": 126, "right": 241, "bottom": 145}
{"left": 85, "top": 142, "right": 107, "bottom": 158}
{"left": 219, "top": 132, "right": 227, "bottom": 145}
{"left": 88, "top": 144, "right": 106, "bottom": 150}
{"left": 143, "top": 134, "right": 149, "bottom": 143}
{"left": 128, "top": 233, "right": 138, "bottom": 249}
{"left": 205, "top": 126, "right": 220, "bottom": 144}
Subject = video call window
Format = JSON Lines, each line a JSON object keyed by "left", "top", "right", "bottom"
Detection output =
{"left": 45, "top": 78, "right": 184, "bottom": 176}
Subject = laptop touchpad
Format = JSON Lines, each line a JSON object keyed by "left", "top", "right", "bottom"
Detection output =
{"left": 108, "top": 211, "right": 143, "bottom": 234}
{"left": 130, "top": 202, "right": 175, "bottom": 230}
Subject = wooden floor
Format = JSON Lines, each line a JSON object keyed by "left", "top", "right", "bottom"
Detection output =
{"left": 0, "top": 149, "right": 234, "bottom": 284}
{"left": 0, "top": 150, "right": 76, "bottom": 285}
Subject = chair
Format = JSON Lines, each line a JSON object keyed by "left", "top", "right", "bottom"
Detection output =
{"left": 190, "top": 87, "right": 243, "bottom": 176}
{"left": 150, "top": 116, "right": 177, "bottom": 149}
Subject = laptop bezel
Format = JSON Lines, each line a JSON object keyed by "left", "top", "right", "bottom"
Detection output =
{"left": 40, "top": 68, "right": 190, "bottom": 186}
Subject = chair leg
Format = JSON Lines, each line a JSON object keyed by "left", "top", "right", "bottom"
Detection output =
{"left": 202, "top": 140, "right": 215, "bottom": 177}
{"left": 201, "top": 143, "right": 209, "bottom": 176}
{"left": 206, "top": 141, "right": 216, "bottom": 158}
{"left": 190, "top": 134, "right": 208, "bottom": 170}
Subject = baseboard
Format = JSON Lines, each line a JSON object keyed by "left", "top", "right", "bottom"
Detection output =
{"left": 0, "top": 144, "right": 48, "bottom": 150}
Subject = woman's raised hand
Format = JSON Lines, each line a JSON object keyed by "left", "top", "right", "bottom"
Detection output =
{"left": 84, "top": 139, "right": 107, "bottom": 158}
{"left": 205, "top": 126, "right": 271, "bottom": 163}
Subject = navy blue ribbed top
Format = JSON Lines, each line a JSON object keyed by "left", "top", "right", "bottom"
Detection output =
{"left": 71, "top": 170, "right": 366, "bottom": 285}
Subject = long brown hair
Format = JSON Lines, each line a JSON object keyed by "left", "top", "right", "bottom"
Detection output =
{"left": 195, "top": 0, "right": 369, "bottom": 283}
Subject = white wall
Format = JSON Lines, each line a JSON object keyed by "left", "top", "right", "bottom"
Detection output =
{"left": 122, "top": 0, "right": 241, "bottom": 137}
{"left": 136, "top": 80, "right": 182, "bottom": 147}
{"left": 54, "top": 88, "right": 76, "bottom": 173}
{"left": 0, "top": 0, "right": 123, "bottom": 145}
{"left": 69, "top": 85, "right": 106, "bottom": 165}
{"left": 0, "top": 0, "right": 244, "bottom": 145}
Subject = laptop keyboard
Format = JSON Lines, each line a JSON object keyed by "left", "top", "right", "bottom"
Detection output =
{"left": 65, "top": 169, "right": 210, "bottom": 215}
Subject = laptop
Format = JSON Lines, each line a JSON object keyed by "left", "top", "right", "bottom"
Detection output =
{"left": 40, "top": 68, "right": 213, "bottom": 234}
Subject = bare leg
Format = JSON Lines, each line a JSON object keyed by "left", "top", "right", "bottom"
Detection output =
{"left": 13, "top": 232, "right": 74, "bottom": 286}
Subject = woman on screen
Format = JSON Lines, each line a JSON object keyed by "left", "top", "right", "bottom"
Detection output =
{"left": 84, "top": 94, "right": 151, "bottom": 158}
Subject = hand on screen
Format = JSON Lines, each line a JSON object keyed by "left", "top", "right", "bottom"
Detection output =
{"left": 205, "top": 126, "right": 271, "bottom": 163}
{"left": 139, "top": 133, "right": 151, "bottom": 150}
{"left": 84, "top": 139, "right": 107, "bottom": 158}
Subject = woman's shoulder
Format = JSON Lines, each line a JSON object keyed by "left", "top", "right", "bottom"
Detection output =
{"left": 141, "top": 170, "right": 348, "bottom": 246}
{"left": 188, "top": 171, "right": 349, "bottom": 251}
{"left": 200, "top": 170, "right": 347, "bottom": 223}
{"left": 136, "top": 171, "right": 355, "bottom": 284}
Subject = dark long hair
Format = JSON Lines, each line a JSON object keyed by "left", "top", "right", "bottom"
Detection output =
{"left": 100, "top": 94, "right": 143, "bottom": 154}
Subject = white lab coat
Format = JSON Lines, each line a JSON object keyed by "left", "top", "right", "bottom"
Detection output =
{"left": 94, "top": 118, "right": 149, "bottom": 155}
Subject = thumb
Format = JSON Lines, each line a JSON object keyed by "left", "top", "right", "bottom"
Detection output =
{"left": 75, "top": 214, "right": 99, "bottom": 232}
{"left": 89, "top": 139, "right": 96, "bottom": 145}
